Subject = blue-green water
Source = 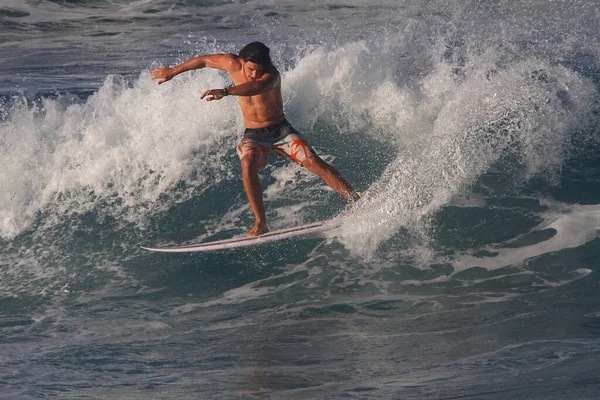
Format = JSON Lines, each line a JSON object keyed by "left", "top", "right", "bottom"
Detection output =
{"left": 2, "top": 1, "right": 600, "bottom": 399}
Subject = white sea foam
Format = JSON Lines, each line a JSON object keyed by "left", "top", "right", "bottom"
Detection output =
{"left": 332, "top": 51, "right": 598, "bottom": 257}
{"left": 452, "top": 202, "right": 600, "bottom": 272}
{"left": 0, "top": 70, "right": 243, "bottom": 238}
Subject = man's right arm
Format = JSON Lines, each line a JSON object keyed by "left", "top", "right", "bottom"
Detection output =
{"left": 151, "top": 54, "right": 236, "bottom": 85}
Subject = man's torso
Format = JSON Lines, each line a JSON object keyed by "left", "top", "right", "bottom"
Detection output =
{"left": 228, "top": 57, "right": 285, "bottom": 129}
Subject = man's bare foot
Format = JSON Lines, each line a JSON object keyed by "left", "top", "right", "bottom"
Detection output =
{"left": 247, "top": 221, "right": 269, "bottom": 237}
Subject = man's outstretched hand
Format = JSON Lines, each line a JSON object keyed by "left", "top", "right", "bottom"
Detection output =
{"left": 200, "top": 89, "right": 227, "bottom": 101}
{"left": 151, "top": 67, "right": 175, "bottom": 85}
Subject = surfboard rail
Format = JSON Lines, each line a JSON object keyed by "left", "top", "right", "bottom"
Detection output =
{"left": 141, "top": 220, "right": 337, "bottom": 253}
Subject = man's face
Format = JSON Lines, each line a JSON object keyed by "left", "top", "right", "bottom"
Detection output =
{"left": 243, "top": 61, "right": 265, "bottom": 81}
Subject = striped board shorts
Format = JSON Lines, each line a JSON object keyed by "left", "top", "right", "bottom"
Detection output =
{"left": 237, "top": 120, "right": 315, "bottom": 170}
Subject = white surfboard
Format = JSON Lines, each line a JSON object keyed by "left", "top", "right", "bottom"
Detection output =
{"left": 141, "top": 220, "right": 337, "bottom": 253}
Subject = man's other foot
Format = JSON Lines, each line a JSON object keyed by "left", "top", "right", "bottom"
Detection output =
{"left": 349, "top": 191, "right": 361, "bottom": 202}
{"left": 247, "top": 221, "right": 269, "bottom": 237}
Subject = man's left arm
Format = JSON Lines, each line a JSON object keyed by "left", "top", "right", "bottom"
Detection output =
{"left": 200, "top": 71, "right": 280, "bottom": 101}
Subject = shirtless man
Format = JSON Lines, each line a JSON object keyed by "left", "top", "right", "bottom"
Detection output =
{"left": 151, "top": 42, "right": 358, "bottom": 236}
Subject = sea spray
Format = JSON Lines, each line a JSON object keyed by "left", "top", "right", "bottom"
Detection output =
{"left": 336, "top": 53, "right": 598, "bottom": 258}
{"left": 0, "top": 71, "right": 243, "bottom": 239}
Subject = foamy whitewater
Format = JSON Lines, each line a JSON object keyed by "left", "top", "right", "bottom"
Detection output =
{"left": 2, "top": 1, "right": 600, "bottom": 399}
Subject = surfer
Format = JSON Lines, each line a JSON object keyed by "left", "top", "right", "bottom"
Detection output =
{"left": 151, "top": 42, "right": 358, "bottom": 236}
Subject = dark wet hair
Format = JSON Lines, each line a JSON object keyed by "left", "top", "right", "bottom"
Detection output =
{"left": 239, "top": 42, "right": 273, "bottom": 68}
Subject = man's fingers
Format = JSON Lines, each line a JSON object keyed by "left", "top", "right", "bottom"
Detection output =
{"left": 151, "top": 68, "right": 172, "bottom": 85}
{"left": 151, "top": 73, "right": 164, "bottom": 84}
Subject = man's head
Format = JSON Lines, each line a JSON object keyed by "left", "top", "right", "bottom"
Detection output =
{"left": 239, "top": 42, "right": 273, "bottom": 67}
{"left": 239, "top": 42, "right": 273, "bottom": 80}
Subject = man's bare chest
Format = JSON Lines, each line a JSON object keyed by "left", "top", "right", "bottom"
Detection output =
{"left": 229, "top": 70, "right": 251, "bottom": 86}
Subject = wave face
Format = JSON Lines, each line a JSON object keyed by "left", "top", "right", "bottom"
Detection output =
{"left": 2, "top": 1, "right": 600, "bottom": 399}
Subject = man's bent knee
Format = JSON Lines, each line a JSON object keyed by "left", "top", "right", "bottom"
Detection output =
{"left": 241, "top": 153, "right": 265, "bottom": 172}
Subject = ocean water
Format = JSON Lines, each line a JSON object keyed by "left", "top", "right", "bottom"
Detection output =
{"left": 2, "top": 0, "right": 600, "bottom": 398}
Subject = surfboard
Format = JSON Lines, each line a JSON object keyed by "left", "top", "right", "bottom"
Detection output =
{"left": 141, "top": 220, "right": 337, "bottom": 253}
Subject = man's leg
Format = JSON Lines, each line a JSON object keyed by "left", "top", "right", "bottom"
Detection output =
{"left": 241, "top": 154, "right": 269, "bottom": 237}
{"left": 272, "top": 132, "right": 357, "bottom": 201}
{"left": 301, "top": 154, "right": 356, "bottom": 200}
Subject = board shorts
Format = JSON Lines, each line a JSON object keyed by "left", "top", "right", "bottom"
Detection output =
{"left": 236, "top": 120, "right": 316, "bottom": 170}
